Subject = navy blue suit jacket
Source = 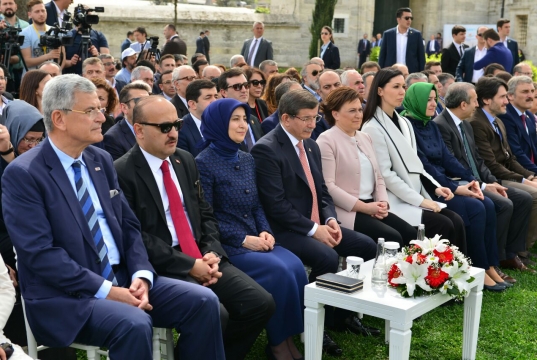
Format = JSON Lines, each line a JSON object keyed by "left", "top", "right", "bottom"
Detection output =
{"left": 251, "top": 124, "right": 337, "bottom": 235}
{"left": 498, "top": 103, "right": 537, "bottom": 173}
{"left": 473, "top": 42, "right": 513, "bottom": 74}
{"left": 195, "top": 37, "right": 206, "bottom": 54}
{"left": 177, "top": 113, "right": 203, "bottom": 157}
{"left": 261, "top": 110, "right": 279, "bottom": 134}
{"left": 2, "top": 140, "right": 153, "bottom": 347}
{"left": 103, "top": 119, "right": 136, "bottom": 161}
{"left": 455, "top": 46, "right": 476, "bottom": 82}
{"left": 426, "top": 40, "right": 440, "bottom": 56}
{"left": 379, "top": 27, "right": 425, "bottom": 73}
{"left": 321, "top": 42, "right": 340, "bottom": 70}
{"left": 311, "top": 114, "right": 330, "bottom": 141}
{"left": 45, "top": 1, "right": 59, "bottom": 26}
{"left": 505, "top": 39, "right": 519, "bottom": 73}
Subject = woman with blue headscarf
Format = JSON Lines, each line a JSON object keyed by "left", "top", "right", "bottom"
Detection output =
{"left": 403, "top": 82, "right": 508, "bottom": 292}
{"left": 196, "top": 99, "right": 307, "bottom": 360}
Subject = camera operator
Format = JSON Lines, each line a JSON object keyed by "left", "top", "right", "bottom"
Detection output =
{"left": 20, "top": 0, "right": 73, "bottom": 72}
{"left": 63, "top": 24, "right": 109, "bottom": 75}
{"left": 129, "top": 26, "right": 151, "bottom": 53}
{"left": 0, "top": 0, "right": 28, "bottom": 94}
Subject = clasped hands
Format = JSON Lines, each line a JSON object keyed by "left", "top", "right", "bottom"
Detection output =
{"left": 455, "top": 180, "right": 484, "bottom": 200}
{"left": 189, "top": 253, "right": 222, "bottom": 287}
{"left": 313, "top": 219, "right": 342, "bottom": 248}
{"left": 243, "top": 231, "right": 275, "bottom": 251}
{"left": 106, "top": 277, "right": 153, "bottom": 311}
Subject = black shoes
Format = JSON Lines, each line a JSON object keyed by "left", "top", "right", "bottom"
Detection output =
{"left": 344, "top": 315, "right": 381, "bottom": 337}
{"left": 484, "top": 283, "right": 506, "bottom": 292}
{"left": 323, "top": 331, "right": 343, "bottom": 357}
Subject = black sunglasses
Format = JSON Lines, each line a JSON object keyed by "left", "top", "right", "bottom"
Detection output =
{"left": 311, "top": 70, "right": 323, "bottom": 77}
{"left": 403, "top": 16, "right": 413, "bottom": 20}
{"left": 249, "top": 79, "right": 266, "bottom": 87}
{"left": 138, "top": 119, "right": 183, "bottom": 133}
{"left": 476, "top": 33, "right": 483, "bottom": 37}
{"left": 225, "top": 82, "right": 250, "bottom": 91}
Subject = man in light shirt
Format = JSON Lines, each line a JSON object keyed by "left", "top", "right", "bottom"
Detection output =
{"left": 240, "top": 21, "right": 273, "bottom": 68}
{"left": 497, "top": 19, "right": 518, "bottom": 73}
{"left": 456, "top": 26, "right": 488, "bottom": 83}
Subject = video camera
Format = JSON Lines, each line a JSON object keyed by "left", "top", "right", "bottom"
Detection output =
{"left": 39, "top": 12, "right": 74, "bottom": 50}
{"left": 0, "top": 26, "right": 24, "bottom": 68}
{"left": 72, "top": 4, "right": 104, "bottom": 31}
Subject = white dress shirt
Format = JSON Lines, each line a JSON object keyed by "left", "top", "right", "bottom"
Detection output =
{"left": 140, "top": 147, "right": 194, "bottom": 247}
{"left": 429, "top": 40, "right": 435, "bottom": 52}
{"left": 53, "top": 2, "right": 65, "bottom": 27}
{"left": 191, "top": 113, "right": 202, "bottom": 134}
{"left": 247, "top": 36, "right": 262, "bottom": 66}
{"left": 472, "top": 46, "right": 487, "bottom": 83}
{"left": 179, "top": 95, "right": 188, "bottom": 109}
{"left": 396, "top": 26, "right": 409, "bottom": 65}
{"left": 356, "top": 142, "right": 374, "bottom": 200}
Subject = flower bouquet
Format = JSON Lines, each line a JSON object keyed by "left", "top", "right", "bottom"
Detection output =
{"left": 387, "top": 235, "right": 475, "bottom": 300}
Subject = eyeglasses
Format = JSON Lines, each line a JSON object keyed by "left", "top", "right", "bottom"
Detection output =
{"left": 311, "top": 70, "right": 322, "bottom": 77}
{"left": 177, "top": 76, "right": 196, "bottom": 81}
{"left": 123, "top": 97, "right": 143, "bottom": 105}
{"left": 103, "top": 62, "right": 115, "bottom": 67}
{"left": 225, "top": 82, "right": 250, "bottom": 91}
{"left": 141, "top": 78, "right": 154, "bottom": 84}
{"left": 476, "top": 33, "right": 483, "bottom": 37}
{"left": 138, "top": 119, "right": 183, "bottom": 133}
{"left": 162, "top": 80, "right": 173, "bottom": 85}
{"left": 291, "top": 114, "right": 322, "bottom": 123}
{"left": 22, "top": 137, "right": 44, "bottom": 145}
{"left": 520, "top": 72, "right": 533, "bottom": 76}
{"left": 403, "top": 16, "right": 413, "bottom": 20}
{"left": 321, "top": 32, "right": 330, "bottom": 35}
{"left": 60, "top": 107, "right": 106, "bottom": 119}
{"left": 249, "top": 79, "right": 266, "bottom": 87}
{"left": 0, "top": 76, "right": 8, "bottom": 81}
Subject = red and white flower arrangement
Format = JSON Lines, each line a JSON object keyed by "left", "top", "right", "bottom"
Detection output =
{"left": 387, "top": 235, "right": 475, "bottom": 300}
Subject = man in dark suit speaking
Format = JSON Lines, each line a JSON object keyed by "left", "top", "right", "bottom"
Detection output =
{"left": 251, "top": 90, "right": 377, "bottom": 356}
{"left": 2, "top": 75, "right": 225, "bottom": 359}
{"left": 378, "top": 7, "right": 425, "bottom": 73}
{"left": 240, "top": 22, "right": 273, "bottom": 68}
{"left": 115, "top": 96, "right": 274, "bottom": 360}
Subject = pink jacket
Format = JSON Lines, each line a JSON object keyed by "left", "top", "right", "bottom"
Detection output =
{"left": 317, "top": 125, "right": 389, "bottom": 229}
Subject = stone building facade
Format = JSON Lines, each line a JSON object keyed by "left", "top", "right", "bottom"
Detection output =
{"left": 88, "top": 0, "right": 535, "bottom": 68}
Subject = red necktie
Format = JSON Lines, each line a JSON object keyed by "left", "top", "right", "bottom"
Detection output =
{"left": 297, "top": 141, "right": 320, "bottom": 224}
{"left": 521, "top": 114, "right": 534, "bottom": 163}
{"left": 161, "top": 161, "right": 202, "bottom": 259}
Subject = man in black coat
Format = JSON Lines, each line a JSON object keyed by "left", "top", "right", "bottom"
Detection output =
{"left": 434, "top": 82, "right": 533, "bottom": 277}
{"left": 356, "top": 33, "right": 371, "bottom": 69}
{"left": 441, "top": 25, "right": 469, "bottom": 76}
{"left": 115, "top": 96, "right": 274, "bottom": 360}
{"left": 170, "top": 66, "right": 196, "bottom": 118}
{"left": 203, "top": 30, "right": 211, "bottom": 63}
{"left": 162, "top": 24, "right": 187, "bottom": 56}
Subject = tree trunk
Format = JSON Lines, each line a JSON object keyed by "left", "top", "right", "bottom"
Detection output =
{"left": 309, "top": 0, "right": 338, "bottom": 59}
{"left": 15, "top": 0, "right": 28, "bottom": 21}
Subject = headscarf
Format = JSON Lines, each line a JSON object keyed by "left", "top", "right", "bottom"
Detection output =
{"left": 3, "top": 100, "right": 45, "bottom": 156}
{"left": 400, "top": 82, "right": 438, "bottom": 125}
{"left": 200, "top": 98, "right": 251, "bottom": 161}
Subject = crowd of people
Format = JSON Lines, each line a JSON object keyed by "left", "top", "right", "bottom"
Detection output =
{"left": 0, "top": 2, "right": 536, "bottom": 359}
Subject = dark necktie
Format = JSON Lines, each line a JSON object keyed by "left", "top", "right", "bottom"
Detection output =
{"left": 459, "top": 45, "right": 463, "bottom": 57}
{"left": 459, "top": 124, "right": 481, "bottom": 181}
{"left": 160, "top": 161, "right": 202, "bottom": 259}
{"left": 297, "top": 141, "right": 320, "bottom": 224}
{"left": 72, "top": 161, "right": 117, "bottom": 285}
{"left": 492, "top": 120, "right": 503, "bottom": 141}
{"left": 248, "top": 39, "right": 258, "bottom": 66}
{"left": 244, "top": 127, "right": 254, "bottom": 151}
{"left": 521, "top": 114, "right": 534, "bottom": 162}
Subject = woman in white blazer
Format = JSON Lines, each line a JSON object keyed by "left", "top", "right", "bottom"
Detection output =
{"left": 361, "top": 68, "right": 466, "bottom": 252}
{"left": 317, "top": 87, "right": 416, "bottom": 246}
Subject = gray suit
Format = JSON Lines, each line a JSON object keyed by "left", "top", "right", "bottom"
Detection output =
{"left": 240, "top": 37, "right": 273, "bottom": 68}
{"left": 434, "top": 109, "right": 531, "bottom": 260}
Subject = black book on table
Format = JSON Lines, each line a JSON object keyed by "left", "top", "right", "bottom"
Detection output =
{"left": 316, "top": 273, "right": 364, "bottom": 293}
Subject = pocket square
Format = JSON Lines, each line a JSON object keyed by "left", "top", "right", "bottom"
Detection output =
{"left": 110, "top": 189, "right": 119, "bottom": 198}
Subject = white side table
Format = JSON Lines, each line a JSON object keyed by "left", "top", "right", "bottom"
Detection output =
{"left": 304, "top": 259, "right": 485, "bottom": 360}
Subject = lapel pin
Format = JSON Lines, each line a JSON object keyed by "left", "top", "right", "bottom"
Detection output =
{"left": 95, "top": 167, "right": 101, "bottom": 171}
{"left": 308, "top": 148, "right": 312, "bottom": 152}
{"left": 175, "top": 159, "right": 181, "bottom": 164}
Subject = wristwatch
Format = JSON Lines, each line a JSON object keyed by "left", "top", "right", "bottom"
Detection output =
{"left": 0, "top": 142, "right": 13, "bottom": 156}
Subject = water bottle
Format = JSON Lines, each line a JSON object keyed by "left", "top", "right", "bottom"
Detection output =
{"left": 417, "top": 224, "right": 425, "bottom": 241}
{"left": 372, "top": 238, "right": 387, "bottom": 285}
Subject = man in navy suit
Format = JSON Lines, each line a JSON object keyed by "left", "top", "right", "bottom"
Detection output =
{"left": 251, "top": 90, "right": 377, "bottom": 356}
{"left": 177, "top": 79, "right": 218, "bottom": 157}
{"left": 104, "top": 82, "right": 150, "bottom": 160}
{"left": 195, "top": 32, "right": 206, "bottom": 55}
{"left": 499, "top": 76, "right": 537, "bottom": 174}
{"left": 2, "top": 75, "right": 225, "bottom": 360}
{"left": 426, "top": 35, "right": 440, "bottom": 56}
{"left": 455, "top": 26, "right": 489, "bottom": 83}
{"left": 473, "top": 29, "right": 513, "bottom": 75}
{"left": 240, "top": 22, "right": 273, "bottom": 68}
{"left": 45, "top": 0, "right": 68, "bottom": 27}
{"left": 356, "top": 34, "right": 371, "bottom": 69}
{"left": 497, "top": 19, "right": 519, "bottom": 73}
{"left": 378, "top": 7, "right": 425, "bottom": 73}
{"left": 170, "top": 66, "right": 195, "bottom": 119}
{"left": 441, "top": 25, "right": 469, "bottom": 76}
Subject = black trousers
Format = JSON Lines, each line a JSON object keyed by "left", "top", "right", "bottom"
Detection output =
{"left": 181, "top": 260, "right": 275, "bottom": 360}
{"left": 353, "top": 210, "right": 417, "bottom": 247}
{"left": 421, "top": 208, "right": 467, "bottom": 255}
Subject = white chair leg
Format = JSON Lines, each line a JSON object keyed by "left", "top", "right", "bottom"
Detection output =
{"left": 152, "top": 328, "right": 161, "bottom": 360}
{"left": 86, "top": 348, "right": 97, "bottom": 360}
{"left": 166, "top": 329, "right": 175, "bottom": 360}
{"left": 21, "top": 297, "right": 38, "bottom": 359}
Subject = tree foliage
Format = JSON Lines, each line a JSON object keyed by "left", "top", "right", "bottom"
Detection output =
{"left": 309, "top": 0, "right": 338, "bottom": 59}
{"left": 14, "top": 0, "right": 28, "bottom": 21}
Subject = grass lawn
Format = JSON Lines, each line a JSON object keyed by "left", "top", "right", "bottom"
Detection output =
{"left": 77, "top": 265, "right": 537, "bottom": 360}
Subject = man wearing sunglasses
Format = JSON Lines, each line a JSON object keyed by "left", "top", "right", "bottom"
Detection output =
{"left": 455, "top": 26, "right": 489, "bottom": 83}
{"left": 378, "top": 7, "right": 425, "bottom": 74}
{"left": 170, "top": 65, "right": 197, "bottom": 119}
{"left": 300, "top": 61, "right": 323, "bottom": 101}
{"left": 218, "top": 68, "right": 264, "bottom": 152}
{"left": 311, "top": 70, "right": 341, "bottom": 140}
{"left": 115, "top": 96, "right": 274, "bottom": 360}
{"left": 103, "top": 82, "right": 151, "bottom": 160}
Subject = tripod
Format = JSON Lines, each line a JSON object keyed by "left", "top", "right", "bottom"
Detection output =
{"left": 76, "top": 28, "right": 93, "bottom": 62}
{"left": 2, "top": 40, "right": 28, "bottom": 71}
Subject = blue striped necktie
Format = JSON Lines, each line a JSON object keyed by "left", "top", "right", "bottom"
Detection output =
{"left": 72, "top": 161, "right": 117, "bottom": 285}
